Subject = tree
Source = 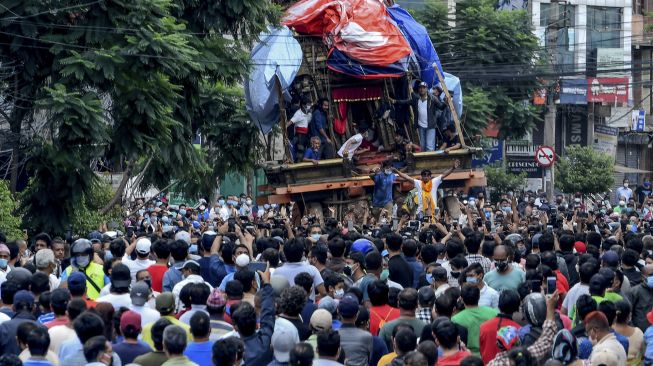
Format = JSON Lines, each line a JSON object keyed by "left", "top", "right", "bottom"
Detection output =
{"left": 0, "top": 181, "right": 22, "bottom": 241}
{"left": 555, "top": 145, "right": 614, "bottom": 195}
{"left": 485, "top": 162, "right": 527, "bottom": 202}
{"left": 0, "top": 0, "right": 278, "bottom": 234}
{"left": 414, "top": 0, "right": 543, "bottom": 139}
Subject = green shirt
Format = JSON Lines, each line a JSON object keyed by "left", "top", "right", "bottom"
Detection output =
{"left": 162, "top": 356, "right": 197, "bottom": 366}
{"left": 379, "top": 318, "right": 427, "bottom": 351}
{"left": 452, "top": 306, "right": 498, "bottom": 356}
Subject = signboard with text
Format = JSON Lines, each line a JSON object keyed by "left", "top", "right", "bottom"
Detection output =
{"left": 507, "top": 157, "right": 543, "bottom": 179}
{"left": 472, "top": 138, "right": 503, "bottom": 168}
{"left": 560, "top": 79, "right": 587, "bottom": 105}
{"left": 597, "top": 48, "right": 625, "bottom": 77}
{"left": 631, "top": 110, "right": 646, "bottom": 132}
{"left": 562, "top": 105, "right": 588, "bottom": 147}
{"left": 593, "top": 124, "right": 618, "bottom": 161}
{"left": 587, "top": 77, "right": 628, "bottom": 103}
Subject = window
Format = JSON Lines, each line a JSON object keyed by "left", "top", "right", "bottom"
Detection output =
{"left": 587, "top": 6, "right": 623, "bottom": 49}
{"left": 540, "top": 3, "right": 576, "bottom": 28}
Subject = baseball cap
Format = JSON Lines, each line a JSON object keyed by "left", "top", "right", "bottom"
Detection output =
{"left": 310, "top": 309, "right": 332, "bottom": 331}
{"left": 175, "top": 231, "right": 191, "bottom": 245}
{"left": 136, "top": 238, "right": 152, "bottom": 254}
{"left": 50, "top": 288, "right": 71, "bottom": 308}
{"left": 130, "top": 281, "right": 150, "bottom": 306}
{"left": 68, "top": 272, "right": 87, "bottom": 292}
{"left": 351, "top": 239, "right": 375, "bottom": 255}
{"left": 337, "top": 295, "right": 359, "bottom": 318}
{"left": 207, "top": 288, "right": 227, "bottom": 308}
{"left": 156, "top": 293, "right": 176, "bottom": 314}
{"left": 110, "top": 264, "right": 132, "bottom": 288}
{"left": 120, "top": 310, "right": 142, "bottom": 332}
{"left": 35, "top": 249, "right": 55, "bottom": 269}
{"left": 13, "top": 290, "right": 34, "bottom": 306}
{"left": 601, "top": 250, "right": 620, "bottom": 267}
{"left": 181, "top": 260, "right": 200, "bottom": 272}
{"left": 89, "top": 231, "right": 103, "bottom": 243}
{"left": 272, "top": 318, "right": 299, "bottom": 362}
{"left": 574, "top": 241, "right": 587, "bottom": 254}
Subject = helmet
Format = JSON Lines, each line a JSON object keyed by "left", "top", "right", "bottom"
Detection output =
{"left": 71, "top": 239, "right": 93, "bottom": 257}
{"left": 522, "top": 292, "right": 547, "bottom": 327}
{"left": 496, "top": 326, "right": 521, "bottom": 351}
{"left": 505, "top": 234, "right": 524, "bottom": 246}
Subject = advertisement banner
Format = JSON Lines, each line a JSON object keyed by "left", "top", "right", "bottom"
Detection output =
{"left": 631, "top": 110, "right": 646, "bottom": 132}
{"left": 597, "top": 48, "right": 625, "bottom": 77}
{"left": 587, "top": 77, "right": 628, "bottom": 103}
{"left": 563, "top": 105, "right": 589, "bottom": 147}
{"left": 472, "top": 138, "right": 503, "bottom": 168}
{"left": 507, "top": 157, "right": 543, "bottom": 179}
{"left": 559, "top": 79, "right": 587, "bottom": 105}
{"left": 593, "top": 124, "right": 618, "bottom": 160}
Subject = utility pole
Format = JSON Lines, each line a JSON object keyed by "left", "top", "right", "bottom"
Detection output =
{"left": 544, "top": 0, "right": 564, "bottom": 200}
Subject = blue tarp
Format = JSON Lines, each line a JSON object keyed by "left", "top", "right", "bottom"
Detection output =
{"left": 387, "top": 5, "right": 444, "bottom": 88}
{"left": 326, "top": 48, "right": 409, "bottom": 80}
{"left": 245, "top": 26, "right": 303, "bottom": 134}
{"left": 442, "top": 72, "right": 463, "bottom": 118}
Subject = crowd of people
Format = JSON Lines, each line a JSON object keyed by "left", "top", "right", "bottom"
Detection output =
{"left": 1, "top": 177, "right": 653, "bottom": 366}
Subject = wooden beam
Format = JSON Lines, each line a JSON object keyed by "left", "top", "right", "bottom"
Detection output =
{"left": 275, "top": 75, "right": 293, "bottom": 163}
{"left": 433, "top": 67, "right": 466, "bottom": 148}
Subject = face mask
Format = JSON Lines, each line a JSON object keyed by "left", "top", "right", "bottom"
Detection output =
{"left": 501, "top": 207, "right": 511, "bottom": 214}
{"left": 496, "top": 260, "right": 509, "bottom": 272}
{"left": 138, "top": 209, "right": 145, "bottom": 216}
{"left": 466, "top": 276, "right": 478, "bottom": 284}
{"left": 624, "top": 183, "right": 630, "bottom": 188}
{"left": 311, "top": 233, "right": 321, "bottom": 242}
{"left": 218, "top": 199, "right": 225, "bottom": 206}
{"left": 144, "top": 279, "right": 152, "bottom": 288}
{"left": 75, "top": 256, "right": 90, "bottom": 268}
{"left": 179, "top": 209, "right": 187, "bottom": 216}
{"left": 104, "top": 251, "right": 113, "bottom": 262}
{"left": 346, "top": 264, "right": 358, "bottom": 275}
{"left": 189, "top": 244, "right": 198, "bottom": 253}
{"left": 451, "top": 271, "right": 460, "bottom": 279}
{"left": 246, "top": 199, "right": 252, "bottom": 206}
{"left": 384, "top": 169, "right": 392, "bottom": 175}
{"left": 647, "top": 276, "right": 653, "bottom": 288}
{"left": 425, "top": 273, "right": 433, "bottom": 284}
{"left": 0, "top": 259, "right": 8, "bottom": 270}
{"left": 335, "top": 289, "right": 345, "bottom": 299}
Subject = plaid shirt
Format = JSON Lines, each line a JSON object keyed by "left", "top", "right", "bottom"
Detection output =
{"left": 466, "top": 254, "right": 493, "bottom": 274}
{"left": 416, "top": 307, "right": 432, "bottom": 324}
{"left": 487, "top": 319, "right": 557, "bottom": 366}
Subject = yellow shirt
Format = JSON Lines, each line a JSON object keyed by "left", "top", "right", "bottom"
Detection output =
{"left": 141, "top": 315, "right": 192, "bottom": 349}
{"left": 377, "top": 352, "right": 397, "bottom": 366}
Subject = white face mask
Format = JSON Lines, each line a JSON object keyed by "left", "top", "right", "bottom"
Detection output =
{"left": 624, "top": 183, "right": 630, "bottom": 188}
{"left": 335, "top": 288, "right": 345, "bottom": 299}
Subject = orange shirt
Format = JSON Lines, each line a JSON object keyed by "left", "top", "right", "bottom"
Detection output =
{"left": 370, "top": 304, "right": 400, "bottom": 336}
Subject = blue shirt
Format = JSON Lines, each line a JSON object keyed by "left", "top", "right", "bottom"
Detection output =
{"left": 184, "top": 341, "right": 213, "bottom": 366}
{"left": 372, "top": 172, "right": 396, "bottom": 207}
{"left": 304, "top": 148, "right": 321, "bottom": 161}
{"left": 37, "top": 312, "right": 55, "bottom": 324}
{"left": 310, "top": 110, "right": 327, "bottom": 142}
{"left": 162, "top": 266, "right": 184, "bottom": 292}
{"left": 404, "top": 256, "right": 423, "bottom": 289}
{"left": 23, "top": 360, "right": 53, "bottom": 366}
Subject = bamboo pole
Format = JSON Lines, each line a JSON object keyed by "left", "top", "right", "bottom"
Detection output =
{"left": 433, "top": 67, "right": 467, "bottom": 149}
{"left": 275, "top": 75, "right": 293, "bottom": 163}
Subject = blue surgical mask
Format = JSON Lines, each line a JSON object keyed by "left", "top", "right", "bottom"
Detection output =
{"left": 466, "top": 277, "right": 478, "bottom": 284}
{"left": 179, "top": 209, "right": 187, "bottom": 216}
{"left": 138, "top": 209, "right": 145, "bottom": 216}
{"left": 311, "top": 233, "right": 321, "bottom": 242}
{"left": 501, "top": 207, "right": 511, "bottom": 214}
{"left": 0, "top": 258, "right": 8, "bottom": 270}
{"left": 647, "top": 276, "right": 653, "bottom": 288}
{"left": 189, "top": 244, "right": 198, "bottom": 254}
{"left": 218, "top": 199, "right": 226, "bottom": 205}
{"left": 104, "top": 250, "right": 113, "bottom": 262}
{"left": 425, "top": 273, "right": 433, "bottom": 284}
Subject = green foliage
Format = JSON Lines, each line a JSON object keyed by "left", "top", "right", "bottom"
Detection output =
{"left": 555, "top": 145, "right": 614, "bottom": 195}
{"left": 1, "top": 0, "right": 278, "bottom": 235}
{"left": 0, "top": 181, "right": 22, "bottom": 241}
{"left": 414, "top": 0, "right": 543, "bottom": 139}
{"left": 485, "top": 162, "right": 527, "bottom": 201}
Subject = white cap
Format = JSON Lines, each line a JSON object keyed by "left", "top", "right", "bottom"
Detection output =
{"left": 235, "top": 253, "right": 250, "bottom": 267}
{"left": 272, "top": 318, "right": 299, "bottom": 362}
{"left": 175, "top": 230, "right": 191, "bottom": 245}
{"left": 136, "top": 238, "right": 152, "bottom": 254}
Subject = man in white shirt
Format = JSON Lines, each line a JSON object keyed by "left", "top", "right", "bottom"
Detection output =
{"left": 35, "top": 249, "right": 60, "bottom": 290}
{"left": 129, "top": 281, "right": 160, "bottom": 327}
{"left": 586, "top": 310, "right": 627, "bottom": 366}
{"left": 616, "top": 178, "right": 633, "bottom": 203}
{"left": 431, "top": 267, "right": 450, "bottom": 299}
{"left": 394, "top": 160, "right": 460, "bottom": 219}
{"left": 172, "top": 260, "right": 213, "bottom": 311}
{"left": 123, "top": 238, "right": 155, "bottom": 282}
{"left": 289, "top": 98, "right": 312, "bottom": 162}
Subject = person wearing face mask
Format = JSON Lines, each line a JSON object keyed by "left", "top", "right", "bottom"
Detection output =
{"left": 626, "top": 264, "right": 653, "bottom": 332}
{"left": 484, "top": 245, "right": 525, "bottom": 292}
{"left": 122, "top": 238, "right": 156, "bottom": 282}
{"left": 369, "top": 161, "right": 398, "bottom": 221}
{"left": 617, "top": 179, "right": 633, "bottom": 204}
{"left": 463, "top": 263, "right": 498, "bottom": 308}
{"left": 323, "top": 274, "right": 345, "bottom": 300}
{"left": 429, "top": 267, "right": 450, "bottom": 299}
{"left": 0, "top": 244, "right": 12, "bottom": 284}
{"left": 290, "top": 98, "right": 312, "bottom": 162}
{"left": 60, "top": 239, "right": 107, "bottom": 301}
{"left": 129, "top": 281, "right": 160, "bottom": 327}
{"left": 637, "top": 177, "right": 653, "bottom": 205}
{"left": 585, "top": 311, "right": 627, "bottom": 365}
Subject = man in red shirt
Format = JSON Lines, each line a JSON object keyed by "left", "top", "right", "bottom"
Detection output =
{"left": 433, "top": 319, "right": 470, "bottom": 365}
{"left": 479, "top": 289, "right": 522, "bottom": 363}
{"left": 147, "top": 239, "right": 170, "bottom": 292}
{"left": 44, "top": 288, "right": 71, "bottom": 329}
{"left": 368, "top": 280, "right": 400, "bottom": 336}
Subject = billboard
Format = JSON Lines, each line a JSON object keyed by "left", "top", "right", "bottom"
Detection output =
{"left": 593, "top": 124, "right": 618, "bottom": 161}
{"left": 587, "top": 77, "right": 628, "bottom": 103}
{"left": 507, "top": 157, "right": 543, "bottom": 179}
{"left": 472, "top": 138, "right": 503, "bottom": 168}
{"left": 562, "top": 105, "right": 588, "bottom": 147}
{"left": 559, "top": 79, "right": 587, "bottom": 105}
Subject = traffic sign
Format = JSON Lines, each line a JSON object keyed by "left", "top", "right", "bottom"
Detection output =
{"left": 535, "top": 145, "right": 556, "bottom": 168}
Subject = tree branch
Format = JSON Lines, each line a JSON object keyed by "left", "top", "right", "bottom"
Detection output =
{"left": 100, "top": 160, "right": 135, "bottom": 215}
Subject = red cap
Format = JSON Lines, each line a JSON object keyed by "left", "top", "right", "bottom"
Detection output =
{"left": 120, "top": 310, "right": 142, "bottom": 332}
{"left": 574, "top": 241, "right": 587, "bottom": 254}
